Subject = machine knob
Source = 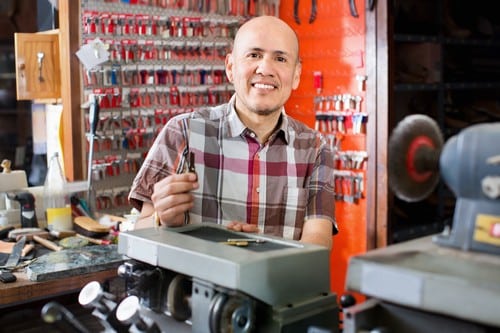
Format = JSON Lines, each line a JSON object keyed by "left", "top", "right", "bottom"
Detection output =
{"left": 78, "top": 281, "right": 116, "bottom": 314}
{"left": 116, "top": 295, "right": 160, "bottom": 333}
{"left": 41, "top": 301, "right": 91, "bottom": 333}
{"left": 339, "top": 293, "right": 356, "bottom": 308}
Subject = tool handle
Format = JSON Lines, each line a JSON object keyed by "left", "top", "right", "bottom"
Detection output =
{"left": 34, "top": 235, "right": 63, "bottom": 251}
{"left": 89, "top": 94, "right": 100, "bottom": 136}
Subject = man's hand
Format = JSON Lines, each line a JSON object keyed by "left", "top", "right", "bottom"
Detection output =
{"left": 135, "top": 173, "right": 198, "bottom": 229}
{"left": 226, "top": 221, "right": 259, "bottom": 233}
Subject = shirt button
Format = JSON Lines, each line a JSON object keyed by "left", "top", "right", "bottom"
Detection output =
{"left": 249, "top": 132, "right": 256, "bottom": 138}
{"left": 256, "top": 187, "right": 260, "bottom": 193}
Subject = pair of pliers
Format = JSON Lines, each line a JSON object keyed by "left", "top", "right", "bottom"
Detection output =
{"left": 293, "top": 0, "right": 317, "bottom": 24}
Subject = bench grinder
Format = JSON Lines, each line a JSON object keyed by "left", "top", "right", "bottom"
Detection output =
{"left": 389, "top": 114, "right": 500, "bottom": 254}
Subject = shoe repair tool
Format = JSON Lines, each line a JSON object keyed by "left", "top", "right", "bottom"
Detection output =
{"left": 349, "top": 0, "right": 359, "bottom": 17}
{"left": 86, "top": 94, "right": 100, "bottom": 217}
{"left": 49, "top": 229, "right": 77, "bottom": 239}
{"left": 6, "top": 191, "right": 38, "bottom": 228}
{"left": 2, "top": 235, "right": 26, "bottom": 269}
{"left": 74, "top": 216, "right": 111, "bottom": 238}
{"left": 293, "top": 0, "right": 317, "bottom": 24}
{"left": 34, "top": 234, "right": 63, "bottom": 252}
{"left": 389, "top": 114, "right": 500, "bottom": 255}
{"left": 76, "top": 233, "right": 112, "bottom": 245}
{"left": 1, "top": 238, "right": 33, "bottom": 258}
{"left": 8, "top": 227, "right": 48, "bottom": 241}
{"left": 0, "top": 236, "right": 26, "bottom": 282}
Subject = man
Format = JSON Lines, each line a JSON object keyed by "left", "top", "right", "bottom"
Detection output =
{"left": 129, "top": 16, "right": 337, "bottom": 248}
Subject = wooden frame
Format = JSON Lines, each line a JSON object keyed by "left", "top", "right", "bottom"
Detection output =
{"left": 58, "top": 0, "right": 84, "bottom": 181}
{"left": 365, "top": 0, "right": 389, "bottom": 248}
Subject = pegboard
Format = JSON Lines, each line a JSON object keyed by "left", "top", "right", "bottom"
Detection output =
{"left": 279, "top": 0, "right": 368, "bottom": 299}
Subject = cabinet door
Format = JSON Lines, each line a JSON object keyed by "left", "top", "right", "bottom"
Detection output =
{"left": 14, "top": 32, "right": 61, "bottom": 100}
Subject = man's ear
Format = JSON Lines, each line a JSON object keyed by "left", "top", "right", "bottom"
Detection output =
{"left": 292, "top": 61, "right": 302, "bottom": 90}
{"left": 225, "top": 53, "right": 234, "bottom": 83}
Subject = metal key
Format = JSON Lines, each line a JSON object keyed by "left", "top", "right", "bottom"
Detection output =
{"left": 37, "top": 52, "right": 45, "bottom": 82}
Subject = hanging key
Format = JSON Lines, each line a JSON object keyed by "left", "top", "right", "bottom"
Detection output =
{"left": 37, "top": 52, "right": 45, "bottom": 82}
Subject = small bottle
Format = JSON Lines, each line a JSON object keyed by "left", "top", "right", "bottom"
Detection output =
{"left": 43, "top": 152, "right": 72, "bottom": 231}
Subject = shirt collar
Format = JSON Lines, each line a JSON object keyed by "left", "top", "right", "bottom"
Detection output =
{"left": 225, "top": 94, "right": 290, "bottom": 144}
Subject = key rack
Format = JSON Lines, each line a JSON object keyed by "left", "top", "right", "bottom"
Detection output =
{"left": 80, "top": 0, "right": 261, "bottom": 215}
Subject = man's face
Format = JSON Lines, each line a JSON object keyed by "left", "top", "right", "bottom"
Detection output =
{"left": 225, "top": 19, "right": 301, "bottom": 117}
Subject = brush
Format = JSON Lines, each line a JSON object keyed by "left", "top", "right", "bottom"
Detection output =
{"left": 74, "top": 216, "right": 110, "bottom": 238}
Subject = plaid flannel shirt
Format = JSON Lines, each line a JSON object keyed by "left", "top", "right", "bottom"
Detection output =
{"left": 129, "top": 96, "right": 337, "bottom": 240}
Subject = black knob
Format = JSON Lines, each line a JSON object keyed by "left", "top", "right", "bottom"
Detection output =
{"left": 340, "top": 293, "right": 356, "bottom": 308}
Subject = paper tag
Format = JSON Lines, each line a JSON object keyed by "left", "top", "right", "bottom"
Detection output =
{"left": 76, "top": 38, "right": 110, "bottom": 70}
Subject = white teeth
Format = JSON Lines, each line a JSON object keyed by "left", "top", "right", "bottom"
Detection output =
{"left": 253, "top": 83, "right": 274, "bottom": 90}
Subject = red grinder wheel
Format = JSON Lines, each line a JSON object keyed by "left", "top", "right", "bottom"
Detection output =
{"left": 388, "top": 114, "right": 444, "bottom": 202}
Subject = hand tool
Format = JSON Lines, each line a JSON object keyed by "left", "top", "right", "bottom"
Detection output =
{"left": 293, "top": 0, "right": 300, "bottom": 24}
{"left": 86, "top": 94, "right": 100, "bottom": 218}
{"left": 368, "top": 0, "right": 376, "bottom": 11}
{"left": 0, "top": 236, "right": 26, "bottom": 282}
{"left": 74, "top": 216, "right": 110, "bottom": 238}
{"left": 50, "top": 229, "right": 77, "bottom": 239}
{"left": 8, "top": 227, "right": 48, "bottom": 241}
{"left": 3, "top": 235, "right": 26, "bottom": 268}
{"left": 6, "top": 191, "right": 38, "bottom": 228}
{"left": 349, "top": 0, "right": 359, "bottom": 17}
{"left": 294, "top": 0, "right": 319, "bottom": 24}
{"left": 309, "top": 0, "right": 317, "bottom": 23}
{"left": 34, "top": 235, "right": 63, "bottom": 252}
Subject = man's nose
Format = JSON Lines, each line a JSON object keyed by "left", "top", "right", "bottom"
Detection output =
{"left": 255, "top": 56, "right": 274, "bottom": 75}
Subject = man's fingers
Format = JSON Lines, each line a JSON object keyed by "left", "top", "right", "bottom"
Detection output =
{"left": 226, "top": 222, "right": 258, "bottom": 233}
{"left": 241, "top": 224, "right": 258, "bottom": 233}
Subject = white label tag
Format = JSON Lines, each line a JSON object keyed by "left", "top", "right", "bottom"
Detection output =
{"left": 76, "top": 38, "right": 109, "bottom": 70}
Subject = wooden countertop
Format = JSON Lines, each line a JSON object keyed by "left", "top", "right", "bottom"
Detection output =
{"left": 0, "top": 268, "right": 119, "bottom": 308}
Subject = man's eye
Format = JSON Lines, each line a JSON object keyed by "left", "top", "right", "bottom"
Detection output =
{"left": 248, "top": 53, "right": 260, "bottom": 58}
{"left": 276, "top": 56, "right": 287, "bottom": 63}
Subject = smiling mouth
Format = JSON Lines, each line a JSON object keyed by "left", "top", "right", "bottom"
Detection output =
{"left": 252, "top": 83, "right": 276, "bottom": 90}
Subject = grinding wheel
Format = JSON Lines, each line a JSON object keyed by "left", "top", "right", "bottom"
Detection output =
{"left": 167, "top": 274, "right": 192, "bottom": 321}
{"left": 209, "top": 292, "right": 255, "bottom": 333}
{"left": 388, "top": 114, "right": 443, "bottom": 202}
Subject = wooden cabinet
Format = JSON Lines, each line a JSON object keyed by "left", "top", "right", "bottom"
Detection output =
{"left": 372, "top": 0, "right": 500, "bottom": 246}
{"left": 14, "top": 31, "right": 61, "bottom": 100}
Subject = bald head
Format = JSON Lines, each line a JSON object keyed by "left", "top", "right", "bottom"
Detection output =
{"left": 224, "top": 15, "right": 302, "bottom": 124}
{"left": 233, "top": 16, "right": 300, "bottom": 64}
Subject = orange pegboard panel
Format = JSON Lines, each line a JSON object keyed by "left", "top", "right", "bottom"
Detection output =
{"left": 280, "top": 0, "right": 368, "bottom": 298}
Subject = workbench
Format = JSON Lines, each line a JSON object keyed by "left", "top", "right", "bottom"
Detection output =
{"left": 0, "top": 268, "right": 119, "bottom": 308}
{"left": 344, "top": 234, "right": 500, "bottom": 332}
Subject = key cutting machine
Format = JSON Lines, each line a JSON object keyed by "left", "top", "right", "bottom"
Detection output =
{"left": 111, "top": 223, "right": 338, "bottom": 333}
{"left": 388, "top": 114, "right": 500, "bottom": 254}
